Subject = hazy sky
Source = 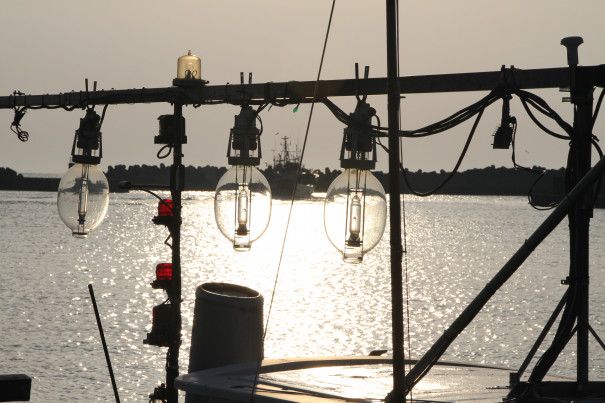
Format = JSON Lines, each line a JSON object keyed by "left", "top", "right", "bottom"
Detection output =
{"left": 2, "top": 1, "right": 605, "bottom": 175}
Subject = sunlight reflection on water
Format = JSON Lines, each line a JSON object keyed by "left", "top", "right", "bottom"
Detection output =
{"left": 1, "top": 191, "right": 604, "bottom": 401}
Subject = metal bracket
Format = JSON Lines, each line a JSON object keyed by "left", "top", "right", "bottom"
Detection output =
{"left": 355, "top": 63, "right": 370, "bottom": 102}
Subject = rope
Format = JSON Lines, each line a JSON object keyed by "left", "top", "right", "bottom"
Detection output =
{"left": 249, "top": 1, "right": 337, "bottom": 401}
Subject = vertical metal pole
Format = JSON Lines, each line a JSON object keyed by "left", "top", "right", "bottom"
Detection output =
{"left": 167, "top": 102, "right": 184, "bottom": 403}
{"left": 572, "top": 72, "right": 592, "bottom": 390}
{"left": 561, "top": 37, "right": 592, "bottom": 390}
{"left": 386, "top": 0, "right": 406, "bottom": 402}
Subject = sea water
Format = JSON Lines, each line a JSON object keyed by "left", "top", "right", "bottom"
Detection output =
{"left": 1, "top": 191, "right": 604, "bottom": 401}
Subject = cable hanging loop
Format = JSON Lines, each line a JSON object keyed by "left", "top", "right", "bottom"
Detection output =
{"left": 399, "top": 107, "right": 486, "bottom": 197}
{"left": 10, "top": 91, "right": 30, "bottom": 142}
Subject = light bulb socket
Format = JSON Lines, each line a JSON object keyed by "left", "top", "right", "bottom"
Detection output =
{"left": 227, "top": 105, "right": 261, "bottom": 166}
{"left": 71, "top": 109, "right": 102, "bottom": 165}
{"left": 340, "top": 100, "right": 377, "bottom": 170}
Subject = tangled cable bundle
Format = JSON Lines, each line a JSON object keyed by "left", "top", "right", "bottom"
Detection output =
{"left": 319, "top": 84, "right": 604, "bottom": 207}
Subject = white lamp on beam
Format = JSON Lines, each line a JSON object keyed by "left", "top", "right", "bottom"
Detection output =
{"left": 214, "top": 105, "right": 272, "bottom": 251}
{"left": 57, "top": 109, "right": 109, "bottom": 238}
{"left": 324, "top": 100, "right": 387, "bottom": 263}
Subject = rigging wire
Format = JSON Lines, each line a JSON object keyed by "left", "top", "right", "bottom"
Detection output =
{"left": 249, "top": 1, "right": 337, "bottom": 401}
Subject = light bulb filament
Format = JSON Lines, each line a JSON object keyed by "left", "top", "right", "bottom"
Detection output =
{"left": 77, "top": 165, "right": 90, "bottom": 225}
{"left": 57, "top": 163, "right": 110, "bottom": 239}
{"left": 348, "top": 194, "right": 362, "bottom": 244}
{"left": 236, "top": 186, "right": 249, "bottom": 235}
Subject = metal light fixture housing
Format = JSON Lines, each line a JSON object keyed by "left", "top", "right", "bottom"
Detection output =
{"left": 176, "top": 50, "right": 201, "bottom": 80}
{"left": 324, "top": 100, "right": 386, "bottom": 263}
{"left": 214, "top": 105, "right": 272, "bottom": 251}
{"left": 57, "top": 109, "right": 109, "bottom": 238}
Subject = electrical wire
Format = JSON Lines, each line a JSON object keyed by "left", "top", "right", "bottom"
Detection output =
{"left": 99, "top": 104, "right": 109, "bottom": 127}
{"left": 321, "top": 85, "right": 502, "bottom": 140}
{"left": 400, "top": 108, "right": 485, "bottom": 197}
{"left": 509, "top": 118, "right": 559, "bottom": 210}
{"left": 592, "top": 87, "right": 605, "bottom": 129}
{"left": 514, "top": 89, "right": 572, "bottom": 139}
{"left": 590, "top": 88, "right": 605, "bottom": 203}
{"left": 10, "top": 106, "right": 29, "bottom": 141}
{"left": 7, "top": 87, "right": 109, "bottom": 142}
{"left": 157, "top": 145, "right": 173, "bottom": 159}
{"left": 400, "top": 90, "right": 501, "bottom": 138}
{"left": 325, "top": 83, "right": 602, "bottom": 208}
{"left": 322, "top": 87, "right": 499, "bottom": 198}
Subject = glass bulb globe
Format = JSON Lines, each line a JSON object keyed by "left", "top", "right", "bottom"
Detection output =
{"left": 57, "top": 163, "right": 110, "bottom": 238}
{"left": 324, "top": 168, "right": 387, "bottom": 263}
{"left": 177, "top": 50, "right": 201, "bottom": 80}
{"left": 214, "top": 165, "right": 272, "bottom": 251}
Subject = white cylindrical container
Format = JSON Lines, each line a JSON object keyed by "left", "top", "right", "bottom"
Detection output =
{"left": 188, "top": 283, "right": 264, "bottom": 374}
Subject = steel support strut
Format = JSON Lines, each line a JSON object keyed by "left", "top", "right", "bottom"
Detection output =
{"left": 568, "top": 52, "right": 593, "bottom": 393}
{"left": 385, "top": 0, "right": 405, "bottom": 401}
{"left": 166, "top": 102, "right": 184, "bottom": 403}
{"left": 523, "top": 38, "right": 595, "bottom": 394}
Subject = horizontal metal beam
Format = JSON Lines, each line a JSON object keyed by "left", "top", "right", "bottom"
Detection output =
{"left": 1, "top": 65, "right": 603, "bottom": 109}
{"left": 0, "top": 87, "right": 180, "bottom": 109}
{"left": 201, "top": 66, "right": 577, "bottom": 103}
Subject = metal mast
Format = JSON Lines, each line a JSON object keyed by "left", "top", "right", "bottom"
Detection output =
{"left": 385, "top": 0, "right": 406, "bottom": 402}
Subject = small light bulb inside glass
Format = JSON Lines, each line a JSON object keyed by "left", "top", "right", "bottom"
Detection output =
{"left": 57, "top": 163, "right": 109, "bottom": 238}
{"left": 324, "top": 168, "right": 386, "bottom": 263}
{"left": 348, "top": 193, "right": 362, "bottom": 242}
{"left": 236, "top": 184, "right": 250, "bottom": 235}
{"left": 215, "top": 165, "right": 272, "bottom": 251}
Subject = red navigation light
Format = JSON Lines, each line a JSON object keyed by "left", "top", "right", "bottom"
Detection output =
{"left": 156, "top": 263, "right": 173, "bottom": 281}
{"left": 158, "top": 199, "right": 173, "bottom": 216}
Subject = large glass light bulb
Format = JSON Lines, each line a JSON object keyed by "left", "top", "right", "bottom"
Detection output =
{"left": 57, "top": 163, "right": 110, "bottom": 238}
{"left": 324, "top": 168, "right": 386, "bottom": 263}
{"left": 214, "top": 165, "right": 272, "bottom": 251}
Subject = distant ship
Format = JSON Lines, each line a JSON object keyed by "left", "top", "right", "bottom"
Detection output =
{"left": 263, "top": 136, "right": 315, "bottom": 200}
